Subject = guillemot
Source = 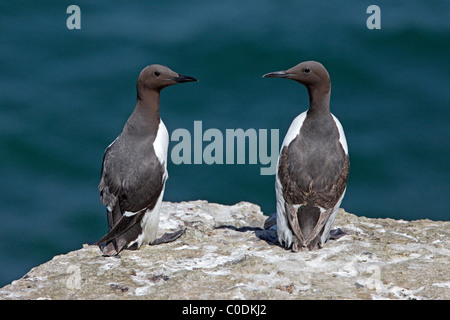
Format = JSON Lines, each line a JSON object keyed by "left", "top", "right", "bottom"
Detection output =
{"left": 97, "top": 64, "right": 197, "bottom": 256}
{"left": 264, "top": 61, "right": 349, "bottom": 251}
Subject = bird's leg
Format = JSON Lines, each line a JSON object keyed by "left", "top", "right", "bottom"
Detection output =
{"left": 151, "top": 228, "right": 185, "bottom": 245}
{"left": 291, "top": 238, "right": 307, "bottom": 252}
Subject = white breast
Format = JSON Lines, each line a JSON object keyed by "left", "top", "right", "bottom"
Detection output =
{"left": 153, "top": 119, "right": 169, "bottom": 179}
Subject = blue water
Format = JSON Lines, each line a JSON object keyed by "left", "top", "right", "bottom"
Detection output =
{"left": 0, "top": 1, "right": 449, "bottom": 286}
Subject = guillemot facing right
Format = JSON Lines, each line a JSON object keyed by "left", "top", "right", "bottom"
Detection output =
{"left": 97, "top": 64, "right": 197, "bottom": 256}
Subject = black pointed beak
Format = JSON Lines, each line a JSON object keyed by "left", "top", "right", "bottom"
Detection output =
{"left": 262, "top": 70, "right": 290, "bottom": 78}
{"left": 172, "top": 74, "right": 198, "bottom": 83}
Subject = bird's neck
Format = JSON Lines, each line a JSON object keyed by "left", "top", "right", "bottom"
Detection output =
{"left": 307, "top": 83, "right": 331, "bottom": 115}
{"left": 124, "top": 90, "right": 161, "bottom": 136}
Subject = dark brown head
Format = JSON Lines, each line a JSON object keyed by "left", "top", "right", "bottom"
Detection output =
{"left": 137, "top": 64, "right": 197, "bottom": 99}
{"left": 263, "top": 61, "right": 329, "bottom": 87}
{"left": 263, "top": 61, "right": 331, "bottom": 108}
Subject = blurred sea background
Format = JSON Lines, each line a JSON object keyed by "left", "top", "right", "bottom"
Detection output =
{"left": 0, "top": 1, "right": 449, "bottom": 286}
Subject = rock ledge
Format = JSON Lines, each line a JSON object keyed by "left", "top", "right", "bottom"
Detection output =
{"left": 1, "top": 200, "right": 449, "bottom": 300}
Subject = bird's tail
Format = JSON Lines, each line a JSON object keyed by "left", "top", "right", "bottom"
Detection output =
{"left": 97, "top": 211, "right": 145, "bottom": 256}
{"left": 296, "top": 203, "right": 322, "bottom": 250}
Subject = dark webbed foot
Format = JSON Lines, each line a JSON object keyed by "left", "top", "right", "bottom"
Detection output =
{"left": 151, "top": 228, "right": 185, "bottom": 245}
{"left": 99, "top": 239, "right": 124, "bottom": 257}
{"left": 328, "top": 228, "right": 346, "bottom": 241}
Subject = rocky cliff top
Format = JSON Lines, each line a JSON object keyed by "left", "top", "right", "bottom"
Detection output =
{"left": 1, "top": 200, "right": 449, "bottom": 300}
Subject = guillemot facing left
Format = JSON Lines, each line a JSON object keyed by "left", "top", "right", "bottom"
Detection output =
{"left": 264, "top": 61, "right": 349, "bottom": 251}
{"left": 97, "top": 64, "right": 197, "bottom": 256}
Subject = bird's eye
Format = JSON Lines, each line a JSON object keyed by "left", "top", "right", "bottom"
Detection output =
{"left": 153, "top": 71, "right": 160, "bottom": 77}
{"left": 304, "top": 68, "right": 311, "bottom": 74}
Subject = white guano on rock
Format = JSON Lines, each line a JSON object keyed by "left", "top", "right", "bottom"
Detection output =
{"left": 0, "top": 200, "right": 449, "bottom": 300}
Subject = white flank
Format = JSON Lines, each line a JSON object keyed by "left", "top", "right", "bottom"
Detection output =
{"left": 332, "top": 114, "right": 348, "bottom": 155}
{"left": 275, "top": 171, "right": 293, "bottom": 248}
{"left": 127, "top": 184, "right": 165, "bottom": 249}
{"left": 319, "top": 188, "right": 346, "bottom": 246}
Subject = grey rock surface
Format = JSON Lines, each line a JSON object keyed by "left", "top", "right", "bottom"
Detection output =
{"left": 1, "top": 200, "right": 449, "bottom": 300}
